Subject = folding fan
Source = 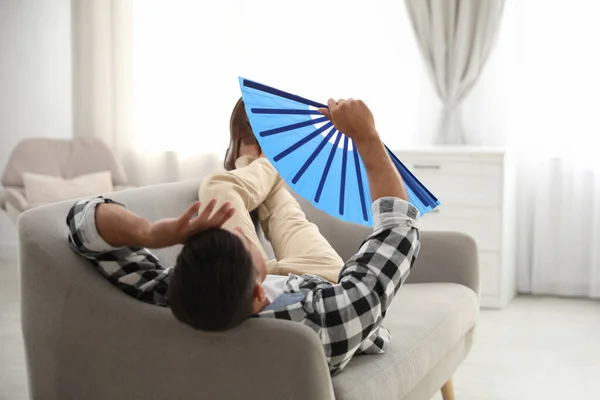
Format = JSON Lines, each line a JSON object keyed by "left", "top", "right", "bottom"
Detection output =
{"left": 239, "top": 77, "right": 439, "bottom": 226}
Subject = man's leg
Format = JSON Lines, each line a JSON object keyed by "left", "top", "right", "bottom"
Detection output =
{"left": 198, "top": 156, "right": 279, "bottom": 261}
{"left": 259, "top": 179, "right": 344, "bottom": 283}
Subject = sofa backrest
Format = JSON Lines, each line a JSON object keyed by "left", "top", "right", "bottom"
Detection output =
{"left": 1, "top": 137, "right": 128, "bottom": 187}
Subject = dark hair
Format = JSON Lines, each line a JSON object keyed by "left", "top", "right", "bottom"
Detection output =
{"left": 168, "top": 228, "right": 256, "bottom": 331}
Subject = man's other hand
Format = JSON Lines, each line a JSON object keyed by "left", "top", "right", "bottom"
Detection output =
{"left": 318, "top": 99, "right": 379, "bottom": 146}
{"left": 144, "top": 200, "right": 235, "bottom": 248}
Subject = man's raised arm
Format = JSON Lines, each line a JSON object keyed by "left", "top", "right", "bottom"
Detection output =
{"left": 305, "top": 100, "right": 420, "bottom": 374}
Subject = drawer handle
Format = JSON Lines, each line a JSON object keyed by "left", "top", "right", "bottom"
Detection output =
{"left": 413, "top": 164, "right": 441, "bottom": 170}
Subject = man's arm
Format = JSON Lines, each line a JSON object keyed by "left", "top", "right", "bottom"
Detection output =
{"left": 67, "top": 197, "right": 171, "bottom": 305}
{"left": 355, "top": 139, "right": 408, "bottom": 201}
{"left": 303, "top": 100, "right": 420, "bottom": 374}
{"left": 295, "top": 198, "right": 419, "bottom": 374}
{"left": 66, "top": 196, "right": 234, "bottom": 305}
{"left": 95, "top": 198, "right": 234, "bottom": 249}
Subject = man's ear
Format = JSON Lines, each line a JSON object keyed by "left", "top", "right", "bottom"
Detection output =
{"left": 252, "top": 282, "right": 268, "bottom": 313}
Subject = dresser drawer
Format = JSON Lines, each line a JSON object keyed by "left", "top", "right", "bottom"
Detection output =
{"left": 479, "top": 251, "right": 501, "bottom": 297}
{"left": 419, "top": 206, "right": 501, "bottom": 251}
{"left": 398, "top": 157, "right": 503, "bottom": 207}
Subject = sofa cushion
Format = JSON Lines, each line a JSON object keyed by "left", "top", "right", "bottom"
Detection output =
{"left": 23, "top": 171, "right": 113, "bottom": 208}
{"left": 332, "top": 283, "right": 478, "bottom": 400}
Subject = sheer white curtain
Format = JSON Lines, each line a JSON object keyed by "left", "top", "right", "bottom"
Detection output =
{"left": 71, "top": 0, "right": 133, "bottom": 158}
{"left": 71, "top": 0, "right": 203, "bottom": 185}
{"left": 405, "top": 0, "right": 504, "bottom": 144}
{"left": 462, "top": 0, "right": 600, "bottom": 298}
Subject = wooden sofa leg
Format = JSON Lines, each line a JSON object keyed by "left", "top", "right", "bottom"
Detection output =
{"left": 441, "top": 378, "right": 455, "bottom": 400}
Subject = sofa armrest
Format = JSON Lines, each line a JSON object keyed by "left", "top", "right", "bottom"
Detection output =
{"left": 5, "top": 186, "right": 28, "bottom": 212}
{"left": 114, "top": 184, "right": 136, "bottom": 192}
{"left": 18, "top": 182, "right": 335, "bottom": 400}
{"left": 406, "top": 231, "right": 480, "bottom": 295}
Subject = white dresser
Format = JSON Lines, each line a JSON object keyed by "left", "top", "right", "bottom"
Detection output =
{"left": 395, "top": 147, "right": 516, "bottom": 309}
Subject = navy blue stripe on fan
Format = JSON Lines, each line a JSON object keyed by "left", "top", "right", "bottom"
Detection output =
{"left": 273, "top": 122, "right": 333, "bottom": 162}
{"left": 314, "top": 131, "right": 343, "bottom": 203}
{"left": 385, "top": 145, "right": 437, "bottom": 206}
{"left": 242, "top": 79, "right": 327, "bottom": 108}
{"left": 386, "top": 145, "right": 437, "bottom": 203}
{"left": 352, "top": 141, "right": 369, "bottom": 222}
{"left": 251, "top": 108, "right": 321, "bottom": 115}
{"left": 292, "top": 127, "right": 337, "bottom": 184}
{"left": 339, "top": 136, "right": 349, "bottom": 216}
{"left": 388, "top": 154, "right": 427, "bottom": 205}
{"left": 260, "top": 116, "right": 329, "bottom": 137}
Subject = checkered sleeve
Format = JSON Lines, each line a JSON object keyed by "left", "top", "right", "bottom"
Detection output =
{"left": 66, "top": 197, "right": 171, "bottom": 306}
{"left": 303, "top": 197, "right": 420, "bottom": 375}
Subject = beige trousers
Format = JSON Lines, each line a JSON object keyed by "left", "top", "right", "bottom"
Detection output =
{"left": 198, "top": 156, "right": 344, "bottom": 282}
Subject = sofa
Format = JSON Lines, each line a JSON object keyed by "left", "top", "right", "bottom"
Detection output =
{"left": 18, "top": 178, "right": 479, "bottom": 400}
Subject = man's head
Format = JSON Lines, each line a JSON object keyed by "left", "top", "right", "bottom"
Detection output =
{"left": 168, "top": 227, "right": 268, "bottom": 331}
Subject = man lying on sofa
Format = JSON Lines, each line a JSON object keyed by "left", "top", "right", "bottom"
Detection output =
{"left": 66, "top": 98, "right": 421, "bottom": 375}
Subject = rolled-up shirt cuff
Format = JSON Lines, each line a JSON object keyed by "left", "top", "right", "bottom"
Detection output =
{"left": 371, "top": 197, "right": 420, "bottom": 233}
{"left": 73, "top": 197, "right": 125, "bottom": 252}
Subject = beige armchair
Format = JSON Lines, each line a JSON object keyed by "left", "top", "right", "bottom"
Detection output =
{"left": 0, "top": 137, "right": 133, "bottom": 223}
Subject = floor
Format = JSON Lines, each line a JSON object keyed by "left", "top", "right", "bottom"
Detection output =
{"left": 431, "top": 296, "right": 600, "bottom": 400}
{"left": 1, "top": 255, "right": 28, "bottom": 400}
{"left": 1, "top": 255, "right": 599, "bottom": 400}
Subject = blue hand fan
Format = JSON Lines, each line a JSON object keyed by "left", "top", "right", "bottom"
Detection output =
{"left": 239, "top": 77, "right": 440, "bottom": 226}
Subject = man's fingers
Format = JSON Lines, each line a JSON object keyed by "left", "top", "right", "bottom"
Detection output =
{"left": 181, "top": 201, "right": 201, "bottom": 221}
{"left": 215, "top": 207, "right": 235, "bottom": 227}
{"left": 317, "top": 108, "right": 331, "bottom": 120}
{"left": 327, "top": 98, "right": 338, "bottom": 113}
{"left": 207, "top": 202, "right": 233, "bottom": 225}
{"left": 197, "top": 199, "right": 217, "bottom": 221}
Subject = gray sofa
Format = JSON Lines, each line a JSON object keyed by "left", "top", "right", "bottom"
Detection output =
{"left": 18, "top": 179, "right": 479, "bottom": 400}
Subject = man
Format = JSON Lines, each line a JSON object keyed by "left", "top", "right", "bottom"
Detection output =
{"left": 66, "top": 98, "right": 421, "bottom": 375}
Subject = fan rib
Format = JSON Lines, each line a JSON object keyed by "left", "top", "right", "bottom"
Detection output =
{"left": 314, "top": 131, "right": 342, "bottom": 203}
{"left": 260, "top": 116, "right": 328, "bottom": 137}
{"left": 251, "top": 108, "right": 321, "bottom": 115}
{"left": 243, "top": 79, "right": 327, "bottom": 108}
{"left": 273, "top": 122, "right": 333, "bottom": 162}
{"left": 385, "top": 146, "right": 435, "bottom": 206}
{"left": 339, "top": 136, "right": 349, "bottom": 216}
{"left": 292, "top": 126, "right": 337, "bottom": 184}
{"left": 352, "top": 141, "right": 369, "bottom": 222}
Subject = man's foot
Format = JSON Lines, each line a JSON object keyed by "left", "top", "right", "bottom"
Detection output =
{"left": 235, "top": 143, "right": 263, "bottom": 170}
{"left": 239, "top": 142, "right": 261, "bottom": 159}
{"left": 224, "top": 98, "right": 263, "bottom": 230}
{"left": 224, "top": 98, "right": 261, "bottom": 171}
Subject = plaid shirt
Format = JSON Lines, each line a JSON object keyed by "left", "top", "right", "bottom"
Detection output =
{"left": 67, "top": 196, "right": 420, "bottom": 375}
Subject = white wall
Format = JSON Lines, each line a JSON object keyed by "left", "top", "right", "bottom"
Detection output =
{"left": 0, "top": 0, "right": 73, "bottom": 258}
